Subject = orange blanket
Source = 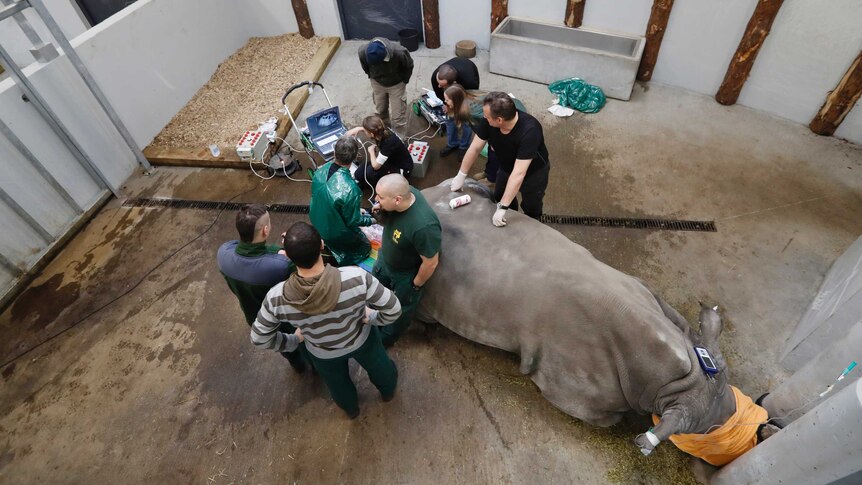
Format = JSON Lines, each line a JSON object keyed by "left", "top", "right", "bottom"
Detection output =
{"left": 652, "top": 386, "right": 768, "bottom": 466}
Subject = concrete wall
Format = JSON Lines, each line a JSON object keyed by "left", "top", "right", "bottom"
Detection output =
{"left": 780, "top": 235, "right": 862, "bottom": 370}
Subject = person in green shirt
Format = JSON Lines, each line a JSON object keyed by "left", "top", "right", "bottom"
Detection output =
{"left": 309, "top": 137, "right": 374, "bottom": 266}
{"left": 371, "top": 174, "right": 441, "bottom": 346}
{"left": 216, "top": 204, "right": 307, "bottom": 372}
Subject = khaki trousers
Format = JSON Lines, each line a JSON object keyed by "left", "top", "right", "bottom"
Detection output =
{"left": 370, "top": 79, "right": 407, "bottom": 132}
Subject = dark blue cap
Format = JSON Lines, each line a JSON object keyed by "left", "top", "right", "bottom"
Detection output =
{"left": 366, "top": 41, "right": 386, "bottom": 64}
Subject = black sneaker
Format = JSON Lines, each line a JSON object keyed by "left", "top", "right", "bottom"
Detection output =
{"left": 440, "top": 145, "right": 458, "bottom": 157}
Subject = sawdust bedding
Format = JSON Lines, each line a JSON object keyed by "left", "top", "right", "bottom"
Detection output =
{"left": 150, "top": 33, "right": 323, "bottom": 150}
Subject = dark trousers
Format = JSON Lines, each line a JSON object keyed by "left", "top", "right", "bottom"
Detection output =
{"left": 306, "top": 326, "right": 398, "bottom": 415}
{"left": 485, "top": 149, "right": 499, "bottom": 182}
{"left": 493, "top": 162, "right": 550, "bottom": 219}
{"left": 354, "top": 163, "right": 410, "bottom": 191}
{"left": 372, "top": 262, "right": 424, "bottom": 346}
{"left": 278, "top": 322, "right": 309, "bottom": 372}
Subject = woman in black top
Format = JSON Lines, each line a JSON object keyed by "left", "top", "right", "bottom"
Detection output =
{"left": 345, "top": 115, "right": 413, "bottom": 190}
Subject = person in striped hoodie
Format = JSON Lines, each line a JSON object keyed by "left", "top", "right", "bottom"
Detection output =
{"left": 251, "top": 221, "right": 401, "bottom": 418}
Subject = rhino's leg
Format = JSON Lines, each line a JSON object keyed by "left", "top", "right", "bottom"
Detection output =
{"left": 519, "top": 340, "right": 539, "bottom": 375}
{"left": 414, "top": 307, "right": 438, "bottom": 324}
{"left": 635, "top": 408, "right": 686, "bottom": 455}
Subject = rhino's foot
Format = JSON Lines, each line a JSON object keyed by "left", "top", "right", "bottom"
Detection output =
{"left": 757, "top": 423, "right": 782, "bottom": 442}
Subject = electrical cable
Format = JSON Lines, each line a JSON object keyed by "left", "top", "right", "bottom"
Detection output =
{"left": 0, "top": 184, "right": 261, "bottom": 371}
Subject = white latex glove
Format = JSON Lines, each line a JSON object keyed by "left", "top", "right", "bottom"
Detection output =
{"left": 450, "top": 171, "right": 467, "bottom": 191}
{"left": 634, "top": 431, "right": 660, "bottom": 456}
{"left": 492, "top": 207, "right": 507, "bottom": 227}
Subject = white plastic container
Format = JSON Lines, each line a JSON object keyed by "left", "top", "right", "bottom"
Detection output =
{"left": 449, "top": 194, "right": 471, "bottom": 209}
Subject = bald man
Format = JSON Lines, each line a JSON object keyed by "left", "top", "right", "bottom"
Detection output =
{"left": 371, "top": 174, "right": 441, "bottom": 346}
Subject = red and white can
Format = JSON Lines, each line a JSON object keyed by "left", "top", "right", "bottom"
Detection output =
{"left": 449, "top": 194, "right": 471, "bottom": 209}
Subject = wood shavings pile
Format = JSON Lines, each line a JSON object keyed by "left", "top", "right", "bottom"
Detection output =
{"left": 150, "top": 33, "right": 323, "bottom": 150}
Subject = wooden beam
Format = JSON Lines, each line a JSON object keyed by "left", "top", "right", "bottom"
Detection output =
{"left": 637, "top": 0, "right": 675, "bottom": 82}
{"left": 144, "top": 37, "right": 341, "bottom": 169}
{"left": 491, "top": 0, "right": 508, "bottom": 32}
{"left": 809, "top": 51, "right": 862, "bottom": 136}
{"left": 715, "top": 0, "right": 785, "bottom": 106}
{"left": 423, "top": 0, "right": 440, "bottom": 49}
{"left": 291, "top": 0, "right": 314, "bottom": 39}
{"left": 564, "top": 0, "right": 585, "bottom": 28}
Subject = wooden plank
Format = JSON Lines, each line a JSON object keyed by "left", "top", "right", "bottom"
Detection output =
{"left": 715, "top": 0, "right": 785, "bottom": 106}
{"left": 564, "top": 0, "right": 585, "bottom": 28}
{"left": 809, "top": 51, "right": 862, "bottom": 136}
{"left": 423, "top": 0, "right": 440, "bottom": 49}
{"left": 637, "top": 0, "right": 675, "bottom": 82}
{"left": 491, "top": 0, "right": 508, "bottom": 32}
{"left": 291, "top": 0, "right": 315, "bottom": 39}
{"left": 145, "top": 37, "right": 341, "bottom": 169}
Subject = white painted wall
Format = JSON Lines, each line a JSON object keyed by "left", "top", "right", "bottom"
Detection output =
{"left": 835, "top": 102, "right": 862, "bottom": 142}
{"left": 650, "top": 0, "right": 756, "bottom": 95}
{"left": 241, "top": 0, "right": 299, "bottom": 37}
{"left": 0, "top": 1, "right": 87, "bottom": 69}
{"left": 737, "top": 0, "right": 862, "bottom": 142}
{"left": 70, "top": 0, "right": 254, "bottom": 147}
{"left": 438, "top": 0, "right": 491, "bottom": 48}
{"left": 0, "top": 0, "right": 311, "bottom": 299}
{"left": 433, "top": 0, "right": 862, "bottom": 144}
{"left": 579, "top": 0, "right": 651, "bottom": 36}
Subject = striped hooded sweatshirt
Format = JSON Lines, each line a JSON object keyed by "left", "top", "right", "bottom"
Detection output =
{"left": 251, "top": 265, "right": 401, "bottom": 359}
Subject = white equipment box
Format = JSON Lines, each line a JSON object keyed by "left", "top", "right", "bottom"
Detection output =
{"left": 236, "top": 130, "right": 269, "bottom": 161}
{"left": 408, "top": 141, "right": 430, "bottom": 178}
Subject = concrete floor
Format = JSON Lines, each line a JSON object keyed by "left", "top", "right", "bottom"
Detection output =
{"left": 1, "top": 41, "right": 861, "bottom": 484}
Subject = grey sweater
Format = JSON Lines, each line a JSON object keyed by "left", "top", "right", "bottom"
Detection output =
{"left": 251, "top": 266, "right": 401, "bottom": 359}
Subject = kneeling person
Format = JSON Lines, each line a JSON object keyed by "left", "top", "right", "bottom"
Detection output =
{"left": 309, "top": 137, "right": 374, "bottom": 266}
{"left": 251, "top": 222, "right": 401, "bottom": 418}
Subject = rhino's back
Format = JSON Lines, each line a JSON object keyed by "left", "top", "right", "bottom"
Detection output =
{"left": 420, "top": 185, "right": 692, "bottom": 424}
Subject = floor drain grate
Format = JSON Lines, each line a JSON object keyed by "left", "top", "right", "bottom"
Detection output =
{"left": 540, "top": 214, "right": 716, "bottom": 232}
{"left": 122, "top": 197, "right": 310, "bottom": 214}
{"left": 123, "top": 198, "right": 715, "bottom": 232}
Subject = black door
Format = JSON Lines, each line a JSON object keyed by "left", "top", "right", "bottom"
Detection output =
{"left": 75, "top": 0, "right": 138, "bottom": 26}
{"left": 337, "top": 0, "right": 423, "bottom": 41}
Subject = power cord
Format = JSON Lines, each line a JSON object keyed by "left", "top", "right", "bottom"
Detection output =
{"left": 0, "top": 184, "right": 261, "bottom": 371}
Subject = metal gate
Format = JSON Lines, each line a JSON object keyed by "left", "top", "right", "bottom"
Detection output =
{"left": 336, "top": 0, "right": 423, "bottom": 41}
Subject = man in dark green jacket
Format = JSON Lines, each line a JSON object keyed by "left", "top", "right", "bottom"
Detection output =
{"left": 309, "top": 137, "right": 374, "bottom": 266}
{"left": 217, "top": 204, "right": 307, "bottom": 372}
{"left": 358, "top": 37, "right": 414, "bottom": 132}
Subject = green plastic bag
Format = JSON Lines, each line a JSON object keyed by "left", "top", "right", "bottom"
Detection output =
{"left": 548, "top": 78, "right": 606, "bottom": 113}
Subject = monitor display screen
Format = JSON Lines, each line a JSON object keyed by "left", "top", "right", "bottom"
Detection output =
{"left": 306, "top": 107, "right": 342, "bottom": 137}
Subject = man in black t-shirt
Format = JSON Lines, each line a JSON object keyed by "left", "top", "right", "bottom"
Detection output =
{"left": 450, "top": 92, "right": 550, "bottom": 226}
